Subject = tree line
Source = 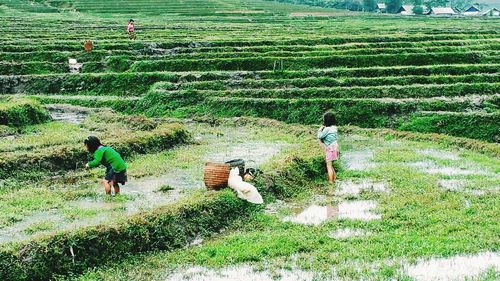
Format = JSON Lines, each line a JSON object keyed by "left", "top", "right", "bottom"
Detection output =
{"left": 267, "top": 0, "right": 477, "bottom": 13}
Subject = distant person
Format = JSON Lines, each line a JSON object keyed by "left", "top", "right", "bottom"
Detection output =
{"left": 127, "top": 19, "right": 136, "bottom": 40}
{"left": 84, "top": 136, "right": 127, "bottom": 195}
{"left": 317, "top": 112, "right": 339, "bottom": 184}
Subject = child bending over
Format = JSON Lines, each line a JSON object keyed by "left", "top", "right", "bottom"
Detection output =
{"left": 84, "top": 136, "right": 127, "bottom": 195}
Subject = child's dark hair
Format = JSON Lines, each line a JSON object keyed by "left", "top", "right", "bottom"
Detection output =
{"left": 323, "top": 112, "right": 336, "bottom": 127}
{"left": 129, "top": 19, "right": 134, "bottom": 23}
{"left": 84, "top": 136, "right": 102, "bottom": 153}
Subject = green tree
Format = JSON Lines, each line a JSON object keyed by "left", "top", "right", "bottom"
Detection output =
{"left": 423, "top": 0, "right": 447, "bottom": 8}
{"left": 412, "top": 5, "right": 424, "bottom": 14}
{"left": 413, "top": 0, "right": 424, "bottom": 14}
{"left": 346, "top": 0, "right": 363, "bottom": 11}
{"left": 385, "top": 0, "right": 402, "bottom": 13}
{"left": 363, "top": 0, "right": 377, "bottom": 11}
{"left": 452, "top": 0, "right": 475, "bottom": 10}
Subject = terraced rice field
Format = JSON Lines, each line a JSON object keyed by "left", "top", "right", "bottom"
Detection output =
{"left": 0, "top": 0, "right": 499, "bottom": 280}
{"left": 1, "top": 1, "right": 499, "bottom": 141}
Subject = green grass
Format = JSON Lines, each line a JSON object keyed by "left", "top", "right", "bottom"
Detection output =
{"left": 157, "top": 185, "right": 175, "bottom": 192}
{"left": 23, "top": 221, "right": 55, "bottom": 235}
{"left": 0, "top": 97, "right": 51, "bottom": 127}
{"left": 0, "top": 121, "right": 83, "bottom": 152}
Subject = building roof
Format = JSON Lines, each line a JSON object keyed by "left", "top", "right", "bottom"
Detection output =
{"left": 400, "top": 5, "right": 413, "bottom": 12}
{"left": 377, "top": 3, "right": 386, "bottom": 9}
{"left": 481, "top": 7, "right": 500, "bottom": 15}
{"left": 430, "top": 7, "right": 456, "bottom": 14}
{"left": 398, "top": 5, "right": 428, "bottom": 14}
{"left": 464, "top": 5, "right": 480, "bottom": 12}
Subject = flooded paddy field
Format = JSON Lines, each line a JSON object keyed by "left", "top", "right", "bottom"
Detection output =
{"left": 1, "top": 98, "right": 498, "bottom": 280}
{"left": 0, "top": 112, "right": 296, "bottom": 245}
{"left": 73, "top": 129, "right": 500, "bottom": 281}
{"left": 1, "top": 99, "right": 498, "bottom": 280}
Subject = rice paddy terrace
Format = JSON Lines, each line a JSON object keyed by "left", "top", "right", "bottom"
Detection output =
{"left": 0, "top": 0, "right": 499, "bottom": 280}
{"left": 1, "top": 0, "right": 499, "bottom": 141}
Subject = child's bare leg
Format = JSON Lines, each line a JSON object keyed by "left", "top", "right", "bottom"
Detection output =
{"left": 332, "top": 165, "right": 336, "bottom": 182}
{"left": 113, "top": 183, "right": 120, "bottom": 195}
{"left": 326, "top": 161, "right": 336, "bottom": 183}
{"left": 102, "top": 178, "right": 112, "bottom": 194}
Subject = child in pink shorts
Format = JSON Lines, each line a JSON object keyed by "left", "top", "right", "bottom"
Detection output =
{"left": 127, "top": 19, "right": 136, "bottom": 40}
{"left": 317, "top": 112, "right": 339, "bottom": 184}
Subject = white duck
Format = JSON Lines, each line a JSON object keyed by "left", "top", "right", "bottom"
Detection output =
{"left": 227, "top": 167, "right": 263, "bottom": 204}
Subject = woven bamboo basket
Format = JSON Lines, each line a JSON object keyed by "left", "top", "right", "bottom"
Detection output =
{"left": 204, "top": 162, "right": 230, "bottom": 190}
{"left": 83, "top": 40, "right": 93, "bottom": 51}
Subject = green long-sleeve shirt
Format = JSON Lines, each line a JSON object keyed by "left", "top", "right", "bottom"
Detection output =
{"left": 88, "top": 146, "right": 127, "bottom": 172}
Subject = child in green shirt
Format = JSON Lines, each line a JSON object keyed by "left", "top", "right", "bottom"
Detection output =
{"left": 317, "top": 112, "right": 339, "bottom": 184}
{"left": 84, "top": 136, "right": 127, "bottom": 195}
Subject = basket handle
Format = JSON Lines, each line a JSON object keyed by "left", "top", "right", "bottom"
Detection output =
{"left": 245, "top": 160, "right": 256, "bottom": 169}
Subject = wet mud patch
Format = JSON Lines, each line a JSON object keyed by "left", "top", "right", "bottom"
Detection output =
{"left": 0, "top": 198, "right": 123, "bottom": 244}
{"left": 438, "top": 179, "right": 467, "bottom": 191}
{"left": 416, "top": 148, "right": 461, "bottom": 161}
{"left": 438, "top": 179, "right": 499, "bottom": 196}
{"left": 163, "top": 265, "right": 314, "bottom": 281}
{"left": 45, "top": 104, "right": 99, "bottom": 124}
{"left": 264, "top": 194, "right": 329, "bottom": 216}
{"left": 328, "top": 228, "right": 372, "bottom": 239}
{"left": 284, "top": 200, "right": 380, "bottom": 226}
{"left": 265, "top": 199, "right": 288, "bottom": 215}
{"left": 49, "top": 111, "right": 86, "bottom": 124}
{"left": 341, "top": 150, "right": 376, "bottom": 171}
{"left": 337, "top": 200, "right": 381, "bottom": 221}
{"left": 122, "top": 174, "right": 196, "bottom": 214}
{"left": 408, "top": 160, "right": 493, "bottom": 176}
{"left": 0, "top": 179, "right": 189, "bottom": 244}
{"left": 0, "top": 169, "right": 205, "bottom": 244}
{"left": 404, "top": 252, "right": 500, "bottom": 281}
{"left": 334, "top": 180, "right": 389, "bottom": 198}
{"left": 284, "top": 205, "right": 339, "bottom": 226}
{"left": 0, "top": 211, "right": 64, "bottom": 243}
{"left": 188, "top": 235, "right": 204, "bottom": 247}
{"left": 207, "top": 140, "right": 288, "bottom": 166}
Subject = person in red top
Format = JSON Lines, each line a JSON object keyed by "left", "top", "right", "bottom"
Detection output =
{"left": 127, "top": 19, "right": 136, "bottom": 40}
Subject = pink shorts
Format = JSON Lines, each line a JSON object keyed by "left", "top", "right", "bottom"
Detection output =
{"left": 325, "top": 143, "right": 339, "bottom": 162}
